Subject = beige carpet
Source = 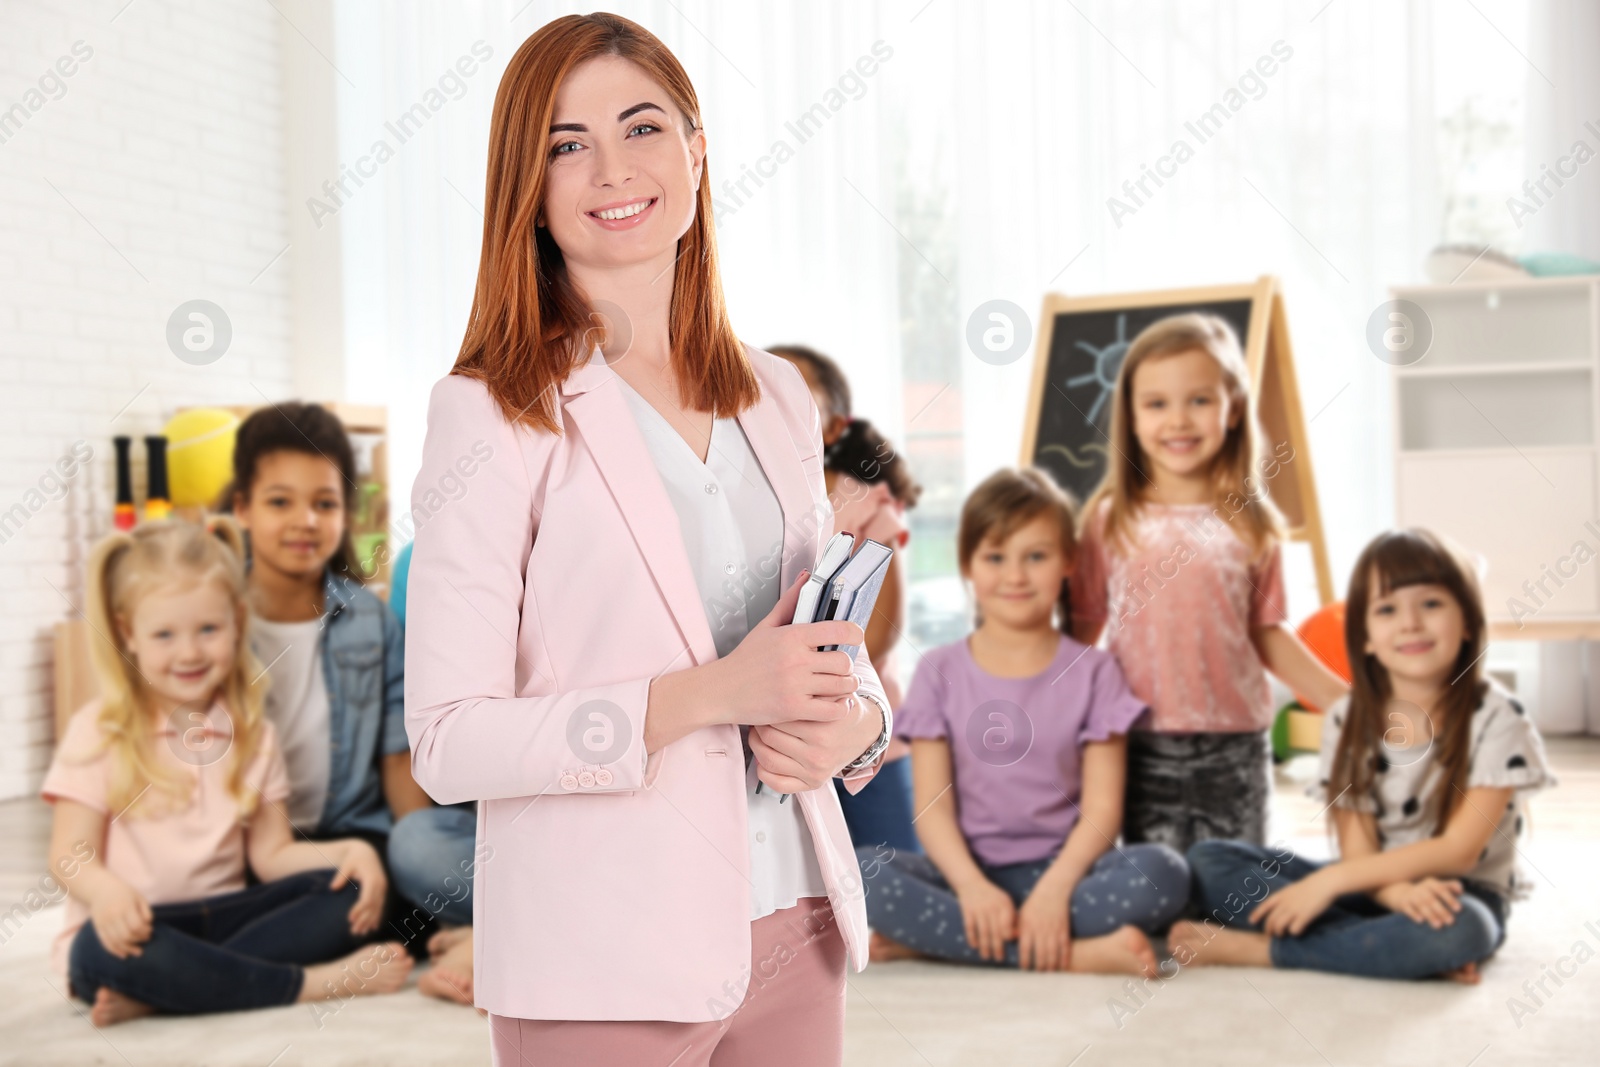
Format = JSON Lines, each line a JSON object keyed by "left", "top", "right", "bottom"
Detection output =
{"left": 3, "top": 745, "right": 1597, "bottom": 1066}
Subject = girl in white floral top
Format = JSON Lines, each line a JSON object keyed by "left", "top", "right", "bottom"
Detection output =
{"left": 1174, "top": 528, "right": 1555, "bottom": 982}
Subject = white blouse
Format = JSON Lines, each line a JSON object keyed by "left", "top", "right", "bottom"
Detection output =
{"left": 615, "top": 371, "right": 831, "bottom": 921}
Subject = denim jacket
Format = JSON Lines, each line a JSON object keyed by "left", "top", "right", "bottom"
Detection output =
{"left": 313, "top": 570, "right": 409, "bottom": 837}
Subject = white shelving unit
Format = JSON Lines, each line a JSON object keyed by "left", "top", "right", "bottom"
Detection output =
{"left": 1390, "top": 275, "right": 1600, "bottom": 641}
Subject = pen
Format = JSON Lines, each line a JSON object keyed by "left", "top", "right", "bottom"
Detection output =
{"left": 745, "top": 723, "right": 790, "bottom": 802}
{"left": 753, "top": 780, "right": 790, "bottom": 803}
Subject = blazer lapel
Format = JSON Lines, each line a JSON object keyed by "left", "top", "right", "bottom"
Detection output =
{"left": 736, "top": 388, "right": 824, "bottom": 593}
{"left": 560, "top": 346, "right": 824, "bottom": 669}
{"left": 561, "top": 354, "right": 719, "bottom": 670}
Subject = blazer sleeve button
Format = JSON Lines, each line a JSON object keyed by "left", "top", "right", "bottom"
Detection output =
{"left": 559, "top": 773, "right": 579, "bottom": 791}
{"left": 577, "top": 770, "right": 596, "bottom": 789}
{"left": 595, "top": 768, "right": 614, "bottom": 786}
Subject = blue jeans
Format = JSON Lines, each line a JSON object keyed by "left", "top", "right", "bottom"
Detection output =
{"left": 68, "top": 869, "right": 365, "bottom": 1013}
{"left": 833, "top": 753, "right": 920, "bottom": 854}
{"left": 388, "top": 802, "right": 477, "bottom": 928}
{"left": 1186, "top": 839, "right": 1507, "bottom": 979}
{"left": 856, "top": 842, "right": 1189, "bottom": 966}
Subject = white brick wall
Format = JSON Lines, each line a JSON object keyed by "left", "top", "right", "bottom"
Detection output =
{"left": 0, "top": 0, "right": 293, "bottom": 798}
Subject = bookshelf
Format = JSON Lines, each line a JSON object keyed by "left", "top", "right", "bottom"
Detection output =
{"left": 1389, "top": 276, "right": 1600, "bottom": 641}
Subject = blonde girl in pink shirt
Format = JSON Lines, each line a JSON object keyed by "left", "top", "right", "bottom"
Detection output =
{"left": 42, "top": 519, "right": 410, "bottom": 1026}
{"left": 1071, "top": 313, "right": 1347, "bottom": 854}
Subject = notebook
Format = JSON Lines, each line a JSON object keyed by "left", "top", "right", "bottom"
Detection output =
{"left": 792, "top": 531, "right": 854, "bottom": 628}
{"left": 806, "top": 543, "right": 896, "bottom": 659}
{"left": 754, "top": 532, "right": 892, "bottom": 800}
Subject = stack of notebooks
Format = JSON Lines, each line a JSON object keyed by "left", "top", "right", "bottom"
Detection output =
{"left": 749, "top": 531, "right": 893, "bottom": 801}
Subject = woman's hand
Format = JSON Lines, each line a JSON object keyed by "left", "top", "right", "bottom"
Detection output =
{"left": 331, "top": 839, "right": 388, "bottom": 936}
{"left": 747, "top": 693, "right": 881, "bottom": 793}
{"left": 1016, "top": 879, "right": 1073, "bottom": 972}
{"left": 1374, "top": 878, "right": 1464, "bottom": 928}
{"left": 955, "top": 877, "right": 1016, "bottom": 962}
{"left": 1249, "top": 869, "right": 1338, "bottom": 936}
{"left": 89, "top": 879, "right": 153, "bottom": 959}
{"left": 710, "top": 570, "right": 865, "bottom": 728}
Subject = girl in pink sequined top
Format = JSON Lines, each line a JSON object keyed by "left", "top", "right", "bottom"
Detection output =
{"left": 1070, "top": 313, "right": 1347, "bottom": 854}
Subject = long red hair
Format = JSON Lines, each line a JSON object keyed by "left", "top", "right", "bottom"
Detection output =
{"left": 454, "top": 12, "right": 756, "bottom": 430}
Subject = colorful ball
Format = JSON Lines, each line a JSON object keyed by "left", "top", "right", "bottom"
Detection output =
{"left": 163, "top": 408, "right": 240, "bottom": 508}
{"left": 1295, "top": 600, "right": 1350, "bottom": 711}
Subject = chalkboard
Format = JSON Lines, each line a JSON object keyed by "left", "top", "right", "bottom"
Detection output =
{"left": 1026, "top": 296, "right": 1255, "bottom": 505}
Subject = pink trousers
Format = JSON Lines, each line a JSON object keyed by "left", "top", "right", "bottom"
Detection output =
{"left": 488, "top": 895, "right": 847, "bottom": 1067}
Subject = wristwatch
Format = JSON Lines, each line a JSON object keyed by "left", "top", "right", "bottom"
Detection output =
{"left": 840, "top": 693, "right": 892, "bottom": 777}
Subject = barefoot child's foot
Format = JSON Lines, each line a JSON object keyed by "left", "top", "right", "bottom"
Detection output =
{"left": 1441, "top": 960, "right": 1482, "bottom": 984}
{"left": 1167, "top": 919, "right": 1272, "bottom": 969}
{"left": 426, "top": 924, "right": 472, "bottom": 959}
{"left": 1068, "top": 925, "right": 1160, "bottom": 977}
{"left": 1166, "top": 919, "right": 1214, "bottom": 965}
{"left": 298, "top": 941, "right": 414, "bottom": 1003}
{"left": 419, "top": 936, "right": 476, "bottom": 1006}
{"left": 868, "top": 930, "right": 931, "bottom": 962}
{"left": 90, "top": 987, "right": 154, "bottom": 1027}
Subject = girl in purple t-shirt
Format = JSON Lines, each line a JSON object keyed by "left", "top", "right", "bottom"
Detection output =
{"left": 857, "top": 468, "right": 1188, "bottom": 976}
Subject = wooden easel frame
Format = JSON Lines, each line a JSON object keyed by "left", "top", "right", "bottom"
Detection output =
{"left": 1020, "top": 274, "right": 1335, "bottom": 604}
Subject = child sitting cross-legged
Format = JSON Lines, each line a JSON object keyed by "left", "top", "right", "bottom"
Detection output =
{"left": 1174, "top": 528, "right": 1556, "bottom": 981}
{"left": 857, "top": 468, "right": 1189, "bottom": 975}
{"left": 43, "top": 519, "right": 411, "bottom": 1026}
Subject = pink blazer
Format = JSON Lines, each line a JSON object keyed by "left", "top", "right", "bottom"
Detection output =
{"left": 404, "top": 343, "right": 889, "bottom": 1021}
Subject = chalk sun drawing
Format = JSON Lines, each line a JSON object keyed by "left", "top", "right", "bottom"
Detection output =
{"left": 1066, "top": 313, "right": 1131, "bottom": 426}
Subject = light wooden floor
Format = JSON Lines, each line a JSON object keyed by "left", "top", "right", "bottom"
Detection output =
{"left": 2, "top": 740, "right": 1597, "bottom": 1066}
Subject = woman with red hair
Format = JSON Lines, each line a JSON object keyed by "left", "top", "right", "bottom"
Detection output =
{"left": 403, "top": 13, "right": 892, "bottom": 1065}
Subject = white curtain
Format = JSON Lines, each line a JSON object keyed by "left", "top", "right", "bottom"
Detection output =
{"left": 1524, "top": 0, "right": 1600, "bottom": 259}
{"left": 328, "top": 0, "right": 1443, "bottom": 646}
{"left": 1523, "top": 0, "right": 1600, "bottom": 732}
